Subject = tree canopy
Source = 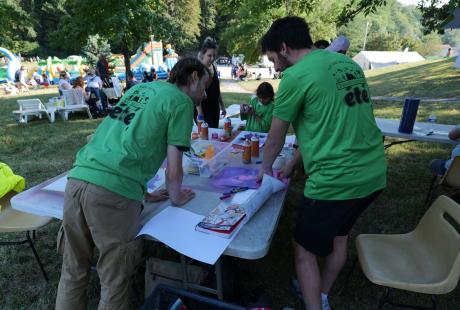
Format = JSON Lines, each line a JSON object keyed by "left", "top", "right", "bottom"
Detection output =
{"left": 1, "top": 0, "right": 458, "bottom": 65}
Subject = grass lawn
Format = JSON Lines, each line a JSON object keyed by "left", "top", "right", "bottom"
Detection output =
{"left": 1, "top": 59, "right": 460, "bottom": 310}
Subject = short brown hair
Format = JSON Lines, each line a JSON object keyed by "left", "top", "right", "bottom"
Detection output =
{"left": 168, "top": 57, "right": 210, "bottom": 86}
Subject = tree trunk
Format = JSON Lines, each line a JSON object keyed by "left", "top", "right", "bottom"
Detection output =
{"left": 121, "top": 39, "right": 132, "bottom": 79}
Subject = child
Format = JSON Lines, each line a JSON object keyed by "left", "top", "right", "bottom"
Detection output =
{"left": 240, "top": 82, "right": 274, "bottom": 133}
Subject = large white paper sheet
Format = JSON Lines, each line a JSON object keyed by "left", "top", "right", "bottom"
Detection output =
{"left": 242, "top": 174, "right": 286, "bottom": 220}
{"left": 42, "top": 175, "right": 67, "bottom": 192}
{"left": 146, "top": 168, "right": 166, "bottom": 193}
{"left": 136, "top": 207, "right": 233, "bottom": 265}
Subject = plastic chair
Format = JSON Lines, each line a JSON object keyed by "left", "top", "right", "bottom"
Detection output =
{"left": 0, "top": 191, "right": 52, "bottom": 281}
{"left": 60, "top": 89, "right": 92, "bottom": 120}
{"left": 12, "top": 99, "right": 55, "bottom": 124}
{"left": 425, "top": 156, "right": 460, "bottom": 206}
{"left": 356, "top": 195, "right": 460, "bottom": 309}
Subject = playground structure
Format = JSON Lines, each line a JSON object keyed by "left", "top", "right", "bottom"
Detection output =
{"left": 35, "top": 56, "right": 87, "bottom": 84}
{"left": 1, "top": 39, "right": 178, "bottom": 83}
{"left": 0, "top": 47, "right": 87, "bottom": 84}
{"left": 0, "top": 47, "right": 21, "bottom": 83}
{"left": 113, "top": 40, "right": 178, "bottom": 80}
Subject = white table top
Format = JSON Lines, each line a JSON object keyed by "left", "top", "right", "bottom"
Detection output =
{"left": 375, "top": 117, "right": 458, "bottom": 145}
{"left": 11, "top": 166, "right": 287, "bottom": 261}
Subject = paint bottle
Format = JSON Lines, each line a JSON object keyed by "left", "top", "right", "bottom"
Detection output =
{"left": 200, "top": 122, "right": 209, "bottom": 140}
{"left": 242, "top": 139, "right": 251, "bottom": 164}
{"left": 224, "top": 118, "right": 232, "bottom": 138}
{"left": 204, "top": 144, "right": 215, "bottom": 159}
{"left": 197, "top": 114, "right": 204, "bottom": 133}
{"left": 251, "top": 135, "right": 259, "bottom": 158}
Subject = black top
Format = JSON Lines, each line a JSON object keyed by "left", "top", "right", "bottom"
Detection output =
{"left": 197, "top": 64, "right": 221, "bottom": 128}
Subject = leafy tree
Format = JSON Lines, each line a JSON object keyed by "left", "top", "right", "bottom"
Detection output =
{"left": 418, "top": 32, "right": 443, "bottom": 56}
{"left": 163, "top": 0, "right": 201, "bottom": 52}
{"left": 52, "top": 0, "right": 174, "bottom": 77}
{"left": 340, "top": 0, "right": 426, "bottom": 55}
{"left": 198, "top": 0, "right": 218, "bottom": 45}
{"left": 442, "top": 29, "right": 460, "bottom": 46}
{"left": 418, "top": 0, "right": 460, "bottom": 34}
{"left": 220, "top": 0, "right": 343, "bottom": 63}
{"left": 0, "top": 0, "right": 38, "bottom": 55}
{"left": 365, "top": 32, "right": 404, "bottom": 51}
{"left": 21, "top": 0, "right": 70, "bottom": 57}
{"left": 82, "top": 35, "right": 112, "bottom": 67}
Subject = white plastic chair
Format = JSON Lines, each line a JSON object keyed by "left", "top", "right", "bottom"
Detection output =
{"left": 12, "top": 99, "right": 55, "bottom": 124}
{"left": 60, "top": 89, "right": 92, "bottom": 121}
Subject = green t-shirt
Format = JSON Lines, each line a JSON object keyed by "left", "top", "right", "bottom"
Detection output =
{"left": 68, "top": 81, "right": 193, "bottom": 201}
{"left": 273, "top": 50, "right": 386, "bottom": 200}
{"left": 241, "top": 96, "right": 274, "bottom": 133}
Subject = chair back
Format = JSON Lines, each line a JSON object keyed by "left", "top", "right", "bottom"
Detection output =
{"left": 62, "top": 89, "right": 85, "bottom": 106}
{"left": 17, "top": 99, "right": 44, "bottom": 111}
{"left": 111, "top": 77, "right": 122, "bottom": 97}
{"left": 441, "top": 156, "right": 460, "bottom": 188}
{"left": 414, "top": 195, "right": 460, "bottom": 292}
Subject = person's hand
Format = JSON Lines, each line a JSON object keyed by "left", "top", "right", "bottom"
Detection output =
{"left": 172, "top": 188, "right": 196, "bottom": 206}
{"left": 144, "top": 189, "right": 169, "bottom": 202}
{"left": 278, "top": 162, "right": 294, "bottom": 179}
{"left": 256, "top": 167, "right": 273, "bottom": 183}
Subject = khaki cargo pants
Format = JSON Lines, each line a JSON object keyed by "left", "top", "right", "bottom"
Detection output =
{"left": 55, "top": 179, "right": 143, "bottom": 310}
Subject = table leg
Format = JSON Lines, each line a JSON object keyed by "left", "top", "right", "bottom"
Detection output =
{"left": 215, "top": 258, "right": 224, "bottom": 300}
{"left": 180, "top": 254, "right": 189, "bottom": 290}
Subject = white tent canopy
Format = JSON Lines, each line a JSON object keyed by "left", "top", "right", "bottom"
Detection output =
{"left": 353, "top": 51, "right": 425, "bottom": 70}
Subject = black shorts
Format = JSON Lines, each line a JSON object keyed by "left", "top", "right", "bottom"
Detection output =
{"left": 294, "top": 190, "right": 382, "bottom": 257}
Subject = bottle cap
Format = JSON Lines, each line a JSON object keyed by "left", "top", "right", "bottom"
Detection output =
{"left": 197, "top": 114, "right": 204, "bottom": 121}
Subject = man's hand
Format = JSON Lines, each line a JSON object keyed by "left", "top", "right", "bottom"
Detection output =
{"left": 144, "top": 189, "right": 169, "bottom": 202}
{"left": 171, "top": 188, "right": 195, "bottom": 206}
{"left": 256, "top": 167, "right": 273, "bottom": 183}
{"left": 278, "top": 162, "right": 294, "bottom": 179}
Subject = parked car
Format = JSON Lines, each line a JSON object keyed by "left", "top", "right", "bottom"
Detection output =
{"left": 216, "top": 57, "right": 230, "bottom": 65}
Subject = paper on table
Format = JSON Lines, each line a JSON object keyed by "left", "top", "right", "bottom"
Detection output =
{"left": 136, "top": 207, "right": 233, "bottom": 265}
{"left": 241, "top": 174, "right": 287, "bottom": 220}
{"left": 146, "top": 168, "right": 166, "bottom": 193}
{"left": 284, "top": 135, "right": 296, "bottom": 147}
{"left": 42, "top": 175, "right": 67, "bottom": 192}
{"left": 231, "top": 189, "right": 256, "bottom": 204}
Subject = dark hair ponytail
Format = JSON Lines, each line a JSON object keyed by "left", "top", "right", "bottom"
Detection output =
{"left": 199, "top": 37, "right": 218, "bottom": 58}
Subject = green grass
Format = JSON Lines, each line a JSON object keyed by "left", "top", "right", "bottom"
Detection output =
{"left": 239, "top": 57, "right": 460, "bottom": 99}
{"left": 1, "top": 64, "right": 460, "bottom": 309}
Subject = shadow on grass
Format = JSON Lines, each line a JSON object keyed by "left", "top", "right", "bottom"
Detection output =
{"left": 366, "top": 58, "right": 460, "bottom": 98}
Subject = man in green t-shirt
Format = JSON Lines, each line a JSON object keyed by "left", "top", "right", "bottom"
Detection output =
{"left": 258, "top": 17, "right": 386, "bottom": 310}
{"left": 55, "top": 58, "right": 209, "bottom": 310}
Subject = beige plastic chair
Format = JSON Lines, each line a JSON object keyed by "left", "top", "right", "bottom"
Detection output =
{"left": 0, "top": 191, "right": 52, "bottom": 281}
{"left": 425, "top": 156, "right": 460, "bottom": 206}
{"left": 356, "top": 195, "right": 460, "bottom": 309}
